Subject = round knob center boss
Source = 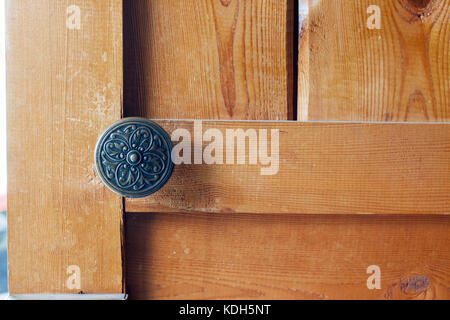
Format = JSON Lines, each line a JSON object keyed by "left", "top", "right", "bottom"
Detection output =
{"left": 94, "top": 118, "right": 174, "bottom": 198}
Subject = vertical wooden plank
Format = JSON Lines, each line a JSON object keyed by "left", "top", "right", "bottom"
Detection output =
{"left": 298, "top": 0, "right": 450, "bottom": 121}
{"left": 7, "top": 0, "right": 123, "bottom": 294}
{"left": 124, "top": 0, "right": 294, "bottom": 120}
{"left": 297, "top": 0, "right": 310, "bottom": 121}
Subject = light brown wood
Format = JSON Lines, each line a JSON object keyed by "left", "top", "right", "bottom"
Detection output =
{"left": 126, "top": 212, "right": 450, "bottom": 300}
{"left": 122, "top": 0, "right": 450, "bottom": 300}
{"left": 298, "top": 0, "right": 450, "bottom": 121}
{"left": 126, "top": 121, "right": 450, "bottom": 215}
{"left": 5, "top": 0, "right": 448, "bottom": 300}
{"left": 6, "top": 0, "right": 123, "bottom": 294}
{"left": 123, "top": 0, "right": 295, "bottom": 120}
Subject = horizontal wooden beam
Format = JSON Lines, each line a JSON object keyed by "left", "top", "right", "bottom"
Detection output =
{"left": 125, "top": 121, "right": 450, "bottom": 215}
{"left": 126, "top": 213, "right": 450, "bottom": 299}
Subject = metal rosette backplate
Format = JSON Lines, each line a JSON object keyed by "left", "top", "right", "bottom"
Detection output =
{"left": 95, "top": 117, "right": 174, "bottom": 198}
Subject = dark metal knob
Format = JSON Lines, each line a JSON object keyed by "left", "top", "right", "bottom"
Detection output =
{"left": 94, "top": 117, "right": 174, "bottom": 198}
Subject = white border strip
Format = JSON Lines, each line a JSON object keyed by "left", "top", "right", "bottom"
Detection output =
{"left": 7, "top": 293, "right": 127, "bottom": 300}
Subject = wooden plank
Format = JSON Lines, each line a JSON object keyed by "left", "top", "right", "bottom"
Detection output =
{"left": 123, "top": 0, "right": 295, "bottom": 120}
{"left": 126, "top": 121, "right": 450, "bottom": 215}
{"left": 298, "top": 0, "right": 450, "bottom": 121}
{"left": 6, "top": 0, "right": 123, "bottom": 294}
{"left": 126, "top": 212, "right": 450, "bottom": 299}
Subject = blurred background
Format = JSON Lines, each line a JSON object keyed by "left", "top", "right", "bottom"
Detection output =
{"left": 1, "top": 1, "right": 8, "bottom": 295}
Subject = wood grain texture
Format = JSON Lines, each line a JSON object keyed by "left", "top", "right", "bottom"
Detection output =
{"left": 126, "top": 121, "right": 450, "bottom": 215}
{"left": 123, "top": 0, "right": 294, "bottom": 120}
{"left": 126, "top": 212, "right": 450, "bottom": 299}
{"left": 298, "top": 0, "right": 450, "bottom": 121}
{"left": 6, "top": 0, "right": 123, "bottom": 294}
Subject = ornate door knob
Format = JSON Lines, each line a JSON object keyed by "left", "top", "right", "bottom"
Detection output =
{"left": 94, "top": 118, "right": 174, "bottom": 198}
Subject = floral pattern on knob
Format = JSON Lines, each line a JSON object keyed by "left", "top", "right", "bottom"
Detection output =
{"left": 95, "top": 118, "right": 174, "bottom": 198}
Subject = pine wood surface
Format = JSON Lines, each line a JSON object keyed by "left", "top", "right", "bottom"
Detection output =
{"left": 7, "top": 0, "right": 124, "bottom": 294}
{"left": 123, "top": 0, "right": 295, "bottom": 120}
{"left": 298, "top": 0, "right": 450, "bottom": 122}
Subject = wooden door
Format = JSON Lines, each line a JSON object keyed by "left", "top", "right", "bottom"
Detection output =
{"left": 6, "top": 0, "right": 450, "bottom": 299}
